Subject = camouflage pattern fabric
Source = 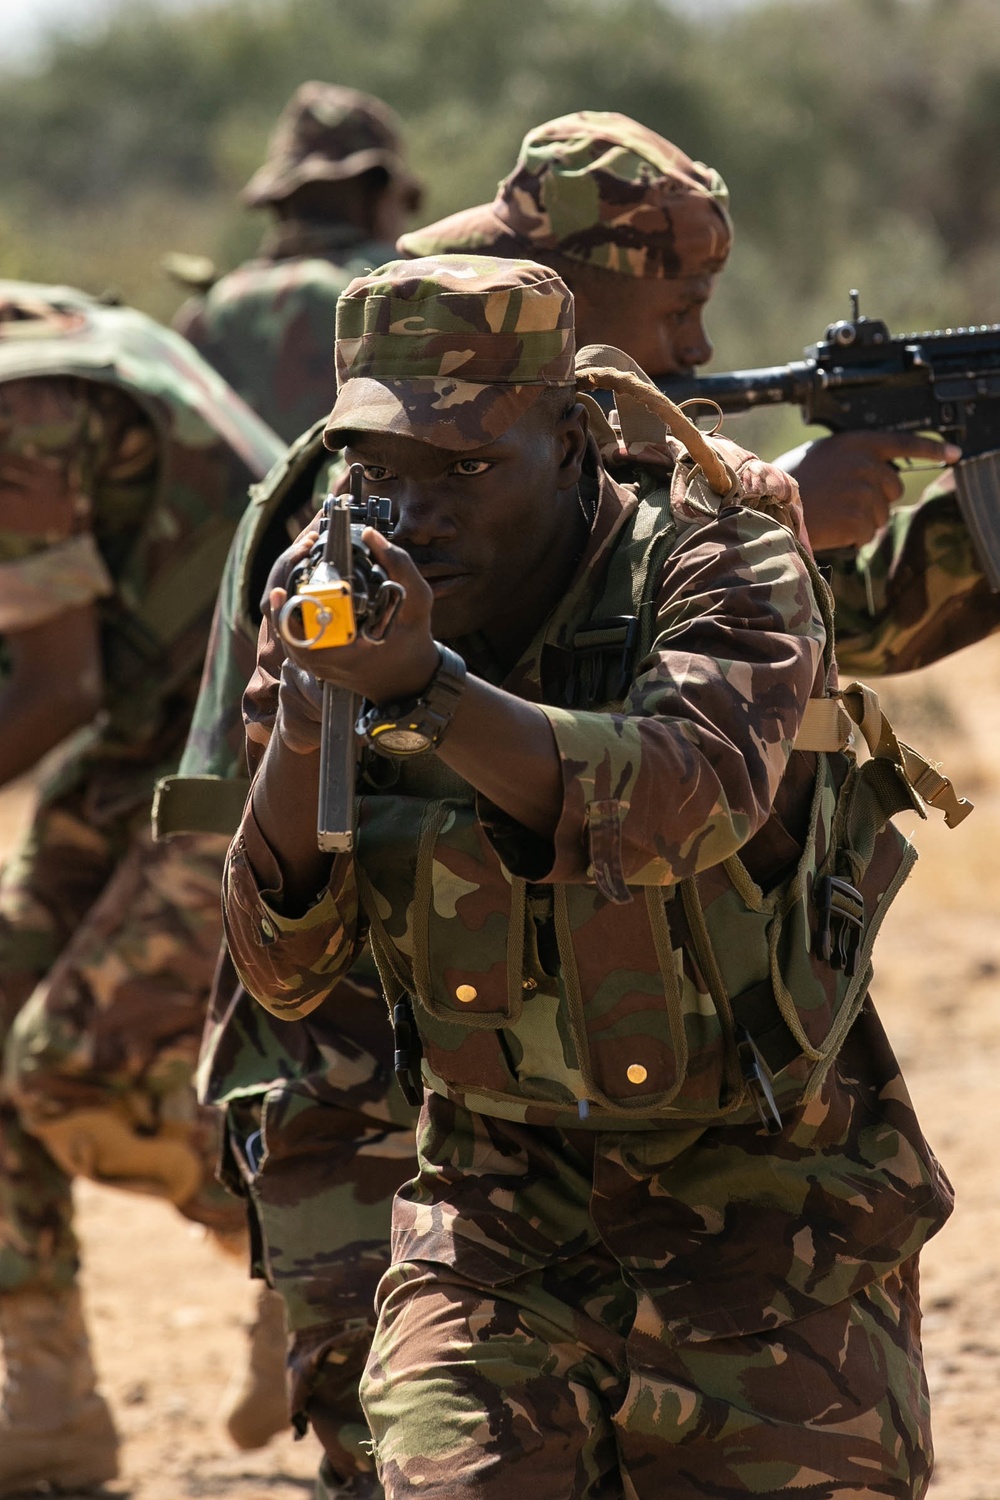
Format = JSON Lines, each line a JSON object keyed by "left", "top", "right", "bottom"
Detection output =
{"left": 0, "top": 285, "right": 282, "bottom": 1294}
{"left": 218, "top": 955, "right": 416, "bottom": 1492}
{"left": 221, "top": 253, "right": 951, "bottom": 1495}
{"left": 176, "top": 420, "right": 341, "bottom": 784}
{"left": 241, "top": 82, "right": 419, "bottom": 209}
{"left": 326, "top": 255, "right": 576, "bottom": 452}
{"left": 827, "top": 470, "right": 1000, "bottom": 674}
{"left": 398, "top": 110, "right": 732, "bottom": 279}
{"left": 175, "top": 228, "right": 399, "bottom": 443}
{"left": 363, "top": 1097, "right": 933, "bottom": 1500}
{"left": 0, "top": 816, "right": 242, "bottom": 1292}
{"left": 168, "top": 423, "right": 414, "bottom": 1488}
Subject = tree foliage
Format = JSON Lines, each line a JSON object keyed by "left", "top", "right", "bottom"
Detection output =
{"left": 3, "top": 0, "right": 999, "bottom": 454}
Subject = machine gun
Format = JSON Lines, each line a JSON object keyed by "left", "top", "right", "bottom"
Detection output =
{"left": 277, "top": 463, "right": 402, "bottom": 851}
{"left": 658, "top": 292, "right": 1000, "bottom": 586}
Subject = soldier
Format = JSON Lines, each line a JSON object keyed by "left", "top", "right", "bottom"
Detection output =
{"left": 174, "top": 81, "right": 423, "bottom": 443}
{"left": 396, "top": 109, "right": 1000, "bottom": 671}
{"left": 0, "top": 282, "right": 286, "bottom": 1494}
{"left": 221, "top": 253, "right": 955, "bottom": 1498}
{"left": 163, "top": 109, "right": 990, "bottom": 1498}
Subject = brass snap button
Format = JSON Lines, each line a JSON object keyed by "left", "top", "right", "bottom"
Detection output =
{"left": 455, "top": 984, "right": 478, "bottom": 1004}
{"left": 626, "top": 1063, "right": 648, "bottom": 1086}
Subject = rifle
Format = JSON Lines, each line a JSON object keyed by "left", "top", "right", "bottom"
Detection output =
{"left": 277, "top": 464, "right": 402, "bottom": 851}
{"left": 658, "top": 291, "right": 1000, "bottom": 587}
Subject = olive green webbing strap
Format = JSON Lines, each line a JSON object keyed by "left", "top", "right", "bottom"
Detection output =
{"left": 151, "top": 774, "right": 251, "bottom": 840}
{"left": 592, "top": 484, "right": 677, "bottom": 667}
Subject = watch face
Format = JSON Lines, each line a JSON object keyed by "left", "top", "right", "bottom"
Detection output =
{"left": 369, "top": 723, "right": 432, "bottom": 755}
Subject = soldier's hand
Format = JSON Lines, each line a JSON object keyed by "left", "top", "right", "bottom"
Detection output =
{"left": 270, "top": 528, "right": 440, "bottom": 707}
{"left": 775, "top": 431, "right": 962, "bottom": 551}
{"left": 275, "top": 658, "right": 325, "bottom": 755}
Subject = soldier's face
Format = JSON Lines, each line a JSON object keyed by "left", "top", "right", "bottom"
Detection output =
{"left": 343, "top": 397, "right": 588, "bottom": 654}
{"left": 573, "top": 269, "right": 718, "bottom": 376}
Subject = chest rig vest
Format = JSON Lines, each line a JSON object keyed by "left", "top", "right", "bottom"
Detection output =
{"left": 359, "top": 350, "right": 971, "bottom": 1133}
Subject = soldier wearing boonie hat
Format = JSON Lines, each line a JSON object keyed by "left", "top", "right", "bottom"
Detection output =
{"left": 399, "top": 109, "right": 987, "bottom": 674}
{"left": 397, "top": 111, "right": 729, "bottom": 382}
{"left": 173, "top": 83, "right": 424, "bottom": 443}
{"left": 242, "top": 81, "right": 422, "bottom": 211}
{"left": 397, "top": 110, "right": 730, "bottom": 279}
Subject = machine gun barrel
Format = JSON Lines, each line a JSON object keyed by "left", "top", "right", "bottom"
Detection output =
{"left": 654, "top": 297, "right": 1000, "bottom": 587}
{"left": 657, "top": 363, "right": 815, "bottom": 414}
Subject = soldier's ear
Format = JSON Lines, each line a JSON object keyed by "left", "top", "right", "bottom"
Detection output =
{"left": 555, "top": 400, "right": 588, "bottom": 490}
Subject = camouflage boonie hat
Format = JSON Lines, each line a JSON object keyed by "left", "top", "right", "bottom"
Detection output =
{"left": 243, "top": 82, "right": 421, "bottom": 208}
{"left": 399, "top": 110, "right": 731, "bottom": 279}
{"left": 324, "top": 255, "right": 575, "bottom": 453}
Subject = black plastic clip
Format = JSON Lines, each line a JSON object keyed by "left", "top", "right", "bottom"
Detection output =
{"left": 736, "top": 1025, "right": 783, "bottom": 1134}
{"left": 392, "top": 996, "right": 424, "bottom": 1107}
{"left": 814, "top": 875, "right": 866, "bottom": 977}
{"left": 566, "top": 616, "right": 638, "bottom": 705}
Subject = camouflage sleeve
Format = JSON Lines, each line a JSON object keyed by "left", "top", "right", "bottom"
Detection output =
{"left": 827, "top": 474, "right": 1000, "bottom": 674}
{"left": 221, "top": 605, "right": 366, "bottom": 1020}
{"left": 223, "top": 818, "right": 362, "bottom": 1023}
{"left": 497, "top": 507, "right": 824, "bottom": 892}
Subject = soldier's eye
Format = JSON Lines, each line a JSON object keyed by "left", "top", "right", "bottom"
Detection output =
{"left": 449, "top": 459, "right": 493, "bottom": 476}
{"left": 362, "top": 464, "right": 393, "bottom": 482}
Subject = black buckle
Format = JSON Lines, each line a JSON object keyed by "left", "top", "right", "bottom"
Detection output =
{"left": 392, "top": 997, "right": 424, "bottom": 1107}
{"left": 814, "top": 875, "right": 865, "bottom": 976}
{"left": 565, "top": 616, "right": 638, "bottom": 705}
{"left": 736, "top": 1025, "right": 783, "bottom": 1134}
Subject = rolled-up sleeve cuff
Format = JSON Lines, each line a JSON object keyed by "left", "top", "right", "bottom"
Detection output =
{"left": 223, "top": 820, "right": 355, "bottom": 1020}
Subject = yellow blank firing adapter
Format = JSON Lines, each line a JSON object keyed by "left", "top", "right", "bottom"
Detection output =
{"left": 285, "top": 561, "right": 357, "bottom": 650}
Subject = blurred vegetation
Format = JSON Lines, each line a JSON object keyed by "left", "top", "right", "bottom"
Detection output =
{"left": 3, "top": 0, "right": 999, "bottom": 457}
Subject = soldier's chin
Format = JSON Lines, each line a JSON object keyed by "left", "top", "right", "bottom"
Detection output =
{"left": 430, "top": 587, "right": 481, "bottom": 643}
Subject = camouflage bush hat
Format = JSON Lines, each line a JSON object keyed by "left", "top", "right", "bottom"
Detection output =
{"left": 243, "top": 82, "right": 421, "bottom": 207}
{"left": 324, "top": 255, "right": 575, "bottom": 453}
{"left": 398, "top": 110, "right": 732, "bottom": 279}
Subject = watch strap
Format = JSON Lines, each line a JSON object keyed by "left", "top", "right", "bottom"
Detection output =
{"left": 359, "top": 643, "right": 467, "bottom": 755}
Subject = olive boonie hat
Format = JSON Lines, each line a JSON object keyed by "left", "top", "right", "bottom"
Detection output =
{"left": 399, "top": 110, "right": 731, "bottom": 279}
{"left": 243, "top": 82, "right": 421, "bottom": 208}
{"left": 324, "top": 255, "right": 576, "bottom": 453}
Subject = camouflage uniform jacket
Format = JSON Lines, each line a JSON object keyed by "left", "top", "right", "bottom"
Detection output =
{"left": 223, "top": 449, "right": 951, "bottom": 1334}
{"left": 160, "top": 420, "right": 411, "bottom": 1129}
{"left": 175, "top": 226, "right": 398, "bottom": 443}
{"left": 828, "top": 471, "right": 1000, "bottom": 674}
{"left": 0, "top": 280, "right": 284, "bottom": 804}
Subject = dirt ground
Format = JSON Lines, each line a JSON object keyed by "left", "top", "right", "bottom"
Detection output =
{"left": 1, "top": 639, "right": 1000, "bottom": 1498}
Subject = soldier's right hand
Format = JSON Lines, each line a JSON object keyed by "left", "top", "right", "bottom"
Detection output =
{"left": 775, "top": 430, "right": 962, "bottom": 552}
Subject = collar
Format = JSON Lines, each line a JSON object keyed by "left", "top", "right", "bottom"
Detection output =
{"left": 257, "top": 219, "right": 387, "bottom": 263}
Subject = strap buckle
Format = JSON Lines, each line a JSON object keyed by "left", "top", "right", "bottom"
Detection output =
{"left": 736, "top": 1026, "right": 782, "bottom": 1135}
{"left": 392, "top": 997, "right": 424, "bottom": 1107}
{"left": 814, "top": 875, "right": 865, "bottom": 977}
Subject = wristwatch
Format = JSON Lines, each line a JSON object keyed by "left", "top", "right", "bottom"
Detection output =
{"left": 358, "top": 644, "right": 467, "bottom": 756}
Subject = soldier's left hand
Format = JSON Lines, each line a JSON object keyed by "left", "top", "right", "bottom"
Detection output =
{"left": 777, "top": 431, "right": 961, "bottom": 551}
{"left": 270, "top": 527, "right": 441, "bottom": 706}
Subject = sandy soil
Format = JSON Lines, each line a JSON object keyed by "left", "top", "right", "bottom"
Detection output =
{"left": 1, "top": 639, "right": 999, "bottom": 1498}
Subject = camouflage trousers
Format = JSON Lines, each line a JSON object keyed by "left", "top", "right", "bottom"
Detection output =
{"left": 218, "top": 976, "right": 419, "bottom": 1496}
{"left": 0, "top": 786, "right": 243, "bottom": 1293}
{"left": 362, "top": 1098, "right": 934, "bottom": 1500}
